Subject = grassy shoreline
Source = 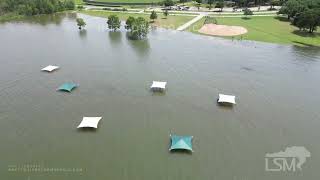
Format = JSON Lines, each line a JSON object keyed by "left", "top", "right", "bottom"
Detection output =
{"left": 187, "top": 16, "right": 320, "bottom": 47}
{"left": 1, "top": 9, "right": 319, "bottom": 47}
{"left": 80, "top": 10, "right": 194, "bottom": 29}
{"left": 0, "top": 13, "right": 24, "bottom": 22}
{"left": 0, "top": 10, "right": 75, "bottom": 23}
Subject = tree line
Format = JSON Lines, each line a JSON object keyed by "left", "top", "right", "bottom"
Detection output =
{"left": 160, "top": 0, "right": 287, "bottom": 8}
{"left": 0, "top": 0, "right": 75, "bottom": 16}
{"left": 77, "top": 10, "right": 169, "bottom": 39}
{"left": 77, "top": 15, "right": 150, "bottom": 40}
{"left": 279, "top": 0, "right": 320, "bottom": 33}
{"left": 230, "top": 0, "right": 286, "bottom": 7}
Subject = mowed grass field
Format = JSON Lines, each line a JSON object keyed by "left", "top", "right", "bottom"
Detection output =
{"left": 187, "top": 16, "right": 320, "bottom": 47}
{"left": 80, "top": 10, "right": 194, "bottom": 29}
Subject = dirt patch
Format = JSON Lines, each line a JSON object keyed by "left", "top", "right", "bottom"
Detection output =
{"left": 199, "top": 24, "right": 248, "bottom": 36}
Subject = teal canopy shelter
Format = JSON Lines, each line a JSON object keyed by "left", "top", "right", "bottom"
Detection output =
{"left": 57, "top": 83, "right": 78, "bottom": 92}
{"left": 169, "top": 134, "right": 193, "bottom": 152}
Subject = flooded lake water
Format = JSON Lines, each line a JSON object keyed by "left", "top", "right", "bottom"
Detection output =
{"left": 1, "top": 13, "right": 320, "bottom": 180}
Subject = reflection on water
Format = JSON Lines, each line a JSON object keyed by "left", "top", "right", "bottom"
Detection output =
{"left": 24, "top": 13, "right": 70, "bottom": 25}
{"left": 291, "top": 45, "right": 320, "bottom": 59}
{"left": 79, "top": 29, "right": 87, "bottom": 39}
{"left": 66, "top": 13, "right": 77, "bottom": 20}
{"left": 241, "top": 66, "right": 254, "bottom": 71}
{"left": 126, "top": 32, "right": 150, "bottom": 58}
{"left": 108, "top": 31, "right": 122, "bottom": 46}
{"left": 0, "top": 13, "right": 320, "bottom": 180}
{"left": 0, "top": 13, "right": 76, "bottom": 26}
{"left": 151, "top": 90, "right": 166, "bottom": 96}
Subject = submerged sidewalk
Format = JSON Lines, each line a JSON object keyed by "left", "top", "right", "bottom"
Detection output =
{"left": 176, "top": 14, "right": 204, "bottom": 31}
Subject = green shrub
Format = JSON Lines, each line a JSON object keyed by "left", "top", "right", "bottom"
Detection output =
{"left": 243, "top": 8, "right": 253, "bottom": 16}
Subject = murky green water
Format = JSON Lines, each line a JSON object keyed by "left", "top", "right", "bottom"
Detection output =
{"left": 1, "top": 13, "right": 320, "bottom": 180}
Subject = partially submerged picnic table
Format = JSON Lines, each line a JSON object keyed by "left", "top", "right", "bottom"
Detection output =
{"left": 150, "top": 81, "right": 167, "bottom": 92}
{"left": 41, "top": 65, "right": 59, "bottom": 72}
{"left": 77, "top": 117, "right": 102, "bottom": 129}
{"left": 217, "top": 94, "right": 236, "bottom": 105}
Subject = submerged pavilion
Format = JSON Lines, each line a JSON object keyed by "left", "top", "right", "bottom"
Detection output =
{"left": 217, "top": 94, "right": 236, "bottom": 105}
{"left": 169, "top": 134, "right": 193, "bottom": 152}
{"left": 150, "top": 81, "right": 167, "bottom": 91}
{"left": 41, "top": 65, "right": 59, "bottom": 72}
{"left": 57, "top": 83, "right": 78, "bottom": 92}
{"left": 77, "top": 117, "right": 102, "bottom": 129}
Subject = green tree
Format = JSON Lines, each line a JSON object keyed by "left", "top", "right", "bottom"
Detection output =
{"left": 270, "top": 0, "right": 279, "bottom": 10}
{"left": 77, "top": 5, "right": 84, "bottom": 10}
{"left": 125, "top": 16, "right": 135, "bottom": 30}
{"left": 195, "top": 0, "right": 202, "bottom": 11}
{"left": 243, "top": 8, "right": 253, "bottom": 18}
{"left": 0, "top": 0, "right": 5, "bottom": 15}
{"left": 208, "top": 0, "right": 214, "bottom": 10}
{"left": 278, "top": 0, "right": 320, "bottom": 20}
{"left": 180, "top": 0, "right": 187, "bottom": 5}
{"left": 129, "top": 17, "right": 149, "bottom": 40}
{"left": 163, "top": 0, "right": 174, "bottom": 6}
{"left": 215, "top": 0, "right": 224, "bottom": 12}
{"left": 64, "top": 0, "right": 75, "bottom": 10}
{"left": 0, "top": 0, "right": 75, "bottom": 16}
{"left": 295, "top": 8, "right": 320, "bottom": 33}
{"left": 150, "top": 10, "right": 157, "bottom": 22}
{"left": 238, "top": 0, "right": 246, "bottom": 7}
{"left": 76, "top": 18, "right": 86, "bottom": 30}
{"left": 279, "top": 0, "right": 307, "bottom": 19}
{"left": 163, "top": 10, "right": 169, "bottom": 18}
{"left": 107, "top": 15, "right": 121, "bottom": 31}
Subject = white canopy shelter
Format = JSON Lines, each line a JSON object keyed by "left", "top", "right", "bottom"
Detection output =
{"left": 150, "top": 81, "right": 167, "bottom": 90}
{"left": 218, "top": 94, "right": 236, "bottom": 104}
{"left": 77, "top": 117, "right": 102, "bottom": 129}
{"left": 41, "top": 65, "right": 59, "bottom": 72}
